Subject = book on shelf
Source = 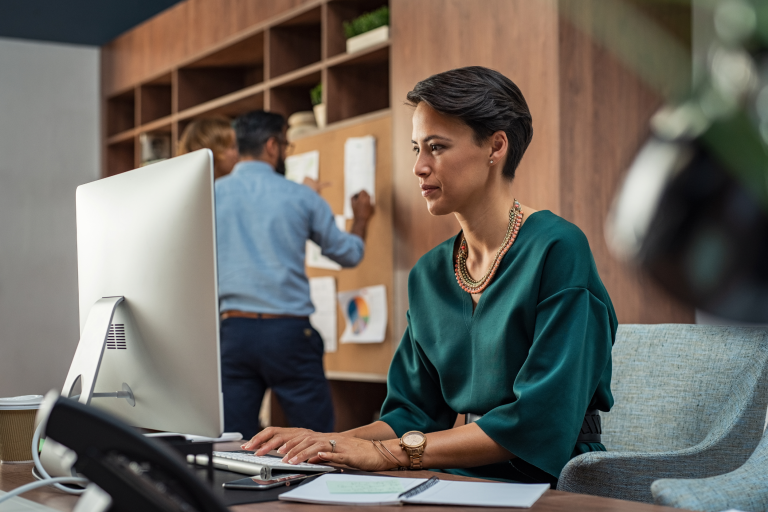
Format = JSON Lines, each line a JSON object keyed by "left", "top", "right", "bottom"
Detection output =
{"left": 140, "top": 133, "right": 171, "bottom": 166}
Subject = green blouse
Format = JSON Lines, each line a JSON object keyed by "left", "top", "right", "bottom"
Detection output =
{"left": 378, "top": 211, "right": 617, "bottom": 483}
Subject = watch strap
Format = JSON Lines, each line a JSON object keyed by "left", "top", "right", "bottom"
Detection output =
{"left": 409, "top": 448, "right": 424, "bottom": 470}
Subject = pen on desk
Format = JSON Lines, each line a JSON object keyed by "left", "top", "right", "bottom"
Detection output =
{"left": 398, "top": 476, "right": 440, "bottom": 499}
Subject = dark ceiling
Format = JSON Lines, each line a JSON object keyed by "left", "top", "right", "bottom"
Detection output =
{"left": 0, "top": 0, "right": 184, "bottom": 46}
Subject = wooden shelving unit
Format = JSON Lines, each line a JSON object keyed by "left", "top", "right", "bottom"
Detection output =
{"left": 103, "top": 0, "right": 391, "bottom": 177}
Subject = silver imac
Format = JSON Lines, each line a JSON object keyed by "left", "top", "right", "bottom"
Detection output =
{"left": 61, "top": 149, "right": 223, "bottom": 437}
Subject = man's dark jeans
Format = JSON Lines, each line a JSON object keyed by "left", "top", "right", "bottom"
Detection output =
{"left": 220, "top": 317, "right": 334, "bottom": 439}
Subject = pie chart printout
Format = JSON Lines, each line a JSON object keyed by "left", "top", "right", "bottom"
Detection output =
{"left": 338, "top": 285, "right": 387, "bottom": 344}
{"left": 348, "top": 296, "right": 370, "bottom": 334}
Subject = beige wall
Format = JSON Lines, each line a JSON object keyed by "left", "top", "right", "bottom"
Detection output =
{"left": 0, "top": 37, "right": 100, "bottom": 397}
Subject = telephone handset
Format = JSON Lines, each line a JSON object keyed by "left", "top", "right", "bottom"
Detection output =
{"left": 40, "top": 395, "right": 228, "bottom": 512}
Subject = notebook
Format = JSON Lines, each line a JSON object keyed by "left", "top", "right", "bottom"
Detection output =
{"left": 278, "top": 474, "right": 549, "bottom": 507}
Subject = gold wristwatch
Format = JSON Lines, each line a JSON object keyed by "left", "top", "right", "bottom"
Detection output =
{"left": 400, "top": 431, "right": 427, "bottom": 470}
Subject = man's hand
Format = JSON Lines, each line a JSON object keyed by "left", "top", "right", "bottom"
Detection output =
{"left": 350, "top": 190, "right": 374, "bottom": 240}
{"left": 351, "top": 190, "right": 373, "bottom": 222}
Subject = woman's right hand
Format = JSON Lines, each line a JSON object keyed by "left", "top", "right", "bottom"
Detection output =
{"left": 241, "top": 427, "right": 317, "bottom": 456}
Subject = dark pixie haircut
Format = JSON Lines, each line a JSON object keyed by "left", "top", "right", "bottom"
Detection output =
{"left": 406, "top": 66, "right": 533, "bottom": 179}
{"left": 233, "top": 110, "right": 286, "bottom": 157}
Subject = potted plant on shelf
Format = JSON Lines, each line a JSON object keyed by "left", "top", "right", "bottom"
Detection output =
{"left": 344, "top": 6, "right": 389, "bottom": 54}
{"left": 310, "top": 83, "right": 326, "bottom": 129}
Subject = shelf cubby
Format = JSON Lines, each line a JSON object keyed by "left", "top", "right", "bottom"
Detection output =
{"left": 138, "top": 123, "right": 173, "bottom": 165}
{"left": 269, "top": 7, "right": 322, "bottom": 79}
{"left": 325, "top": 0, "right": 389, "bottom": 58}
{"left": 106, "top": 138, "right": 136, "bottom": 177}
{"left": 177, "top": 32, "right": 265, "bottom": 112}
{"left": 106, "top": 89, "right": 136, "bottom": 137}
{"left": 326, "top": 46, "right": 389, "bottom": 124}
{"left": 139, "top": 73, "right": 172, "bottom": 124}
{"left": 102, "top": 0, "right": 390, "bottom": 176}
{"left": 269, "top": 70, "right": 321, "bottom": 120}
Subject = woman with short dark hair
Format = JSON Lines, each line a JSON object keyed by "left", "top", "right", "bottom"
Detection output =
{"left": 242, "top": 66, "right": 617, "bottom": 485}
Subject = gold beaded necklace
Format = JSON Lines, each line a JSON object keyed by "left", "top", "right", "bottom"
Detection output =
{"left": 454, "top": 200, "right": 523, "bottom": 294}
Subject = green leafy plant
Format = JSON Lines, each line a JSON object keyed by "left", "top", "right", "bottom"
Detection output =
{"left": 310, "top": 83, "right": 323, "bottom": 106}
{"left": 343, "top": 6, "right": 389, "bottom": 39}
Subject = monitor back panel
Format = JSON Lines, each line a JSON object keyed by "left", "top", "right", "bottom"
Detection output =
{"left": 75, "top": 150, "right": 222, "bottom": 437}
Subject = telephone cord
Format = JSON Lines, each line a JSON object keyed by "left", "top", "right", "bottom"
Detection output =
{"left": 0, "top": 477, "right": 89, "bottom": 505}
{"left": 31, "top": 422, "right": 88, "bottom": 495}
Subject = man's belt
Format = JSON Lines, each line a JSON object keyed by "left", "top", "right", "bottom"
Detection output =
{"left": 464, "top": 409, "right": 602, "bottom": 443}
{"left": 220, "top": 310, "right": 309, "bottom": 321}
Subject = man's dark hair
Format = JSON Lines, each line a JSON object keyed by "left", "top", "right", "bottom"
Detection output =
{"left": 406, "top": 66, "right": 533, "bottom": 180}
{"left": 233, "top": 110, "right": 286, "bottom": 158}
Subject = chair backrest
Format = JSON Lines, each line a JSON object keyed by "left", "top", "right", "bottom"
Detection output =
{"left": 602, "top": 324, "right": 768, "bottom": 453}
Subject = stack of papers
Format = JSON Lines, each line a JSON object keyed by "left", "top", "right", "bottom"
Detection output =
{"left": 279, "top": 474, "right": 549, "bottom": 507}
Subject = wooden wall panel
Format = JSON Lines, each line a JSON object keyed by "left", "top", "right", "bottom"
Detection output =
{"left": 102, "top": 0, "right": 314, "bottom": 95}
{"left": 557, "top": 2, "right": 694, "bottom": 324}
{"left": 390, "top": 0, "right": 561, "bottom": 336}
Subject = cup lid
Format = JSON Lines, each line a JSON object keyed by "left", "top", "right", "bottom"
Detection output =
{"left": 0, "top": 395, "right": 44, "bottom": 410}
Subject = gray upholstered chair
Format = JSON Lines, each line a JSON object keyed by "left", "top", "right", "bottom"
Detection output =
{"left": 651, "top": 427, "right": 768, "bottom": 511}
{"left": 557, "top": 324, "right": 768, "bottom": 504}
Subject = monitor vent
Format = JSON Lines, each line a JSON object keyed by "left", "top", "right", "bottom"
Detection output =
{"left": 106, "top": 324, "right": 126, "bottom": 350}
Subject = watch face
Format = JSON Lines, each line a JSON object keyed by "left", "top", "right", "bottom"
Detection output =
{"left": 403, "top": 432, "right": 425, "bottom": 447}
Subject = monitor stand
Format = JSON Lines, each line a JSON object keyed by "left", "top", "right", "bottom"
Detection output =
{"left": 62, "top": 296, "right": 135, "bottom": 407}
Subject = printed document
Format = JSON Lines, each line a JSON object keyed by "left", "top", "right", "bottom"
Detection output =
{"left": 338, "top": 285, "right": 387, "bottom": 343}
{"left": 306, "top": 215, "right": 347, "bottom": 270}
{"left": 343, "top": 136, "right": 376, "bottom": 218}
{"left": 309, "top": 276, "right": 338, "bottom": 353}
{"left": 285, "top": 150, "right": 320, "bottom": 184}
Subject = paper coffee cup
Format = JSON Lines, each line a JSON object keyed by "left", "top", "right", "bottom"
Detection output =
{"left": 0, "top": 395, "right": 44, "bottom": 463}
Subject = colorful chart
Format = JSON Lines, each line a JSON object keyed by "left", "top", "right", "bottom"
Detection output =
{"left": 347, "top": 296, "right": 370, "bottom": 334}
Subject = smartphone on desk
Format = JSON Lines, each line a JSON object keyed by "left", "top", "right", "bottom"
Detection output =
{"left": 223, "top": 473, "right": 311, "bottom": 490}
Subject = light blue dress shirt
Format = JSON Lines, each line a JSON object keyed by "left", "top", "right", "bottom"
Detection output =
{"left": 215, "top": 161, "right": 364, "bottom": 316}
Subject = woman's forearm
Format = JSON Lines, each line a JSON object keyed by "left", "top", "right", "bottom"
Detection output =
{"left": 343, "top": 420, "right": 398, "bottom": 440}
{"left": 378, "top": 423, "right": 515, "bottom": 469}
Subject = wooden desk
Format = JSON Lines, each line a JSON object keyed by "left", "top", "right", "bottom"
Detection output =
{"left": 0, "top": 448, "right": 684, "bottom": 512}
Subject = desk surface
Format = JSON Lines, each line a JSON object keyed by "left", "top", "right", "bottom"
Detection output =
{"left": 0, "top": 444, "right": 684, "bottom": 512}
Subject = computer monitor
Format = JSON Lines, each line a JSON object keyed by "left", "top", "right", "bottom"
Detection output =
{"left": 61, "top": 149, "right": 223, "bottom": 437}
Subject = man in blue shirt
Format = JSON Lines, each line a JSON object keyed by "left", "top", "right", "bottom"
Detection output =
{"left": 216, "top": 110, "right": 373, "bottom": 437}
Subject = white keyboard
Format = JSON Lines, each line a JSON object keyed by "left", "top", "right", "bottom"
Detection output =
{"left": 213, "top": 450, "right": 331, "bottom": 471}
{"left": 198, "top": 450, "right": 333, "bottom": 478}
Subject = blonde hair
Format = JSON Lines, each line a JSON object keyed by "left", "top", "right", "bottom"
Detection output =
{"left": 178, "top": 117, "right": 236, "bottom": 179}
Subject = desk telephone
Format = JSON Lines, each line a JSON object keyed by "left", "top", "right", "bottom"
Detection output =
{"left": 40, "top": 394, "right": 227, "bottom": 512}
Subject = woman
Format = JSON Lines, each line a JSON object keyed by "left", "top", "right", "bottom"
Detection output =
{"left": 178, "top": 117, "right": 239, "bottom": 180}
{"left": 241, "top": 66, "right": 617, "bottom": 485}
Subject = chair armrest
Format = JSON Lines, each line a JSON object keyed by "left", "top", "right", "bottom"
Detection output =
{"left": 557, "top": 442, "right": 747, "bottom": 504}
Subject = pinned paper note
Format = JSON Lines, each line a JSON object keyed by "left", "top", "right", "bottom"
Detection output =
{"left": 327, "top": 480, "right": 404, "bottom": 494}
{"left": 306, "top": 215, "right": 347, "bottom": 270}
{"left": 338, "top": 285, "right": 387, "bottom": 343}
{"left": 343, "top": 136, "right": 376, "bottom": 219}
{"left": 309, "top": 277, "right": 338, "bottom": 353}
{"left": 285, "top": 150, "right": 320, "bottom": 184}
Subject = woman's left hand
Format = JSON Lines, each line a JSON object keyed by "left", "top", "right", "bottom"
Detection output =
{"left": 281, "top": 432, "right": 398, "bottom": 471}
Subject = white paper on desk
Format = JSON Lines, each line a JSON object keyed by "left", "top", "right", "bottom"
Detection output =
{"left": 285, "top": 150, "right": 320, "bottom": 184}
{"left": 309, "top": 276, "right": 337, "bottom": 353}
{"left": 404, "top": 480, "right": 549, "bottom": 508}
{"left": 279, "top": 474, "right": 550, "bottom": 508}
{"left": 306, "top": 215, "right": 347, "bottom": 270}
{"left": 343, "top": 136, "right": 376, "bottom": 219}
{"left": 279, "top": 474, "right": 427, "bottom": 506}
{"left": 338, "top": 285, "right": 387, "bottom": 343}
